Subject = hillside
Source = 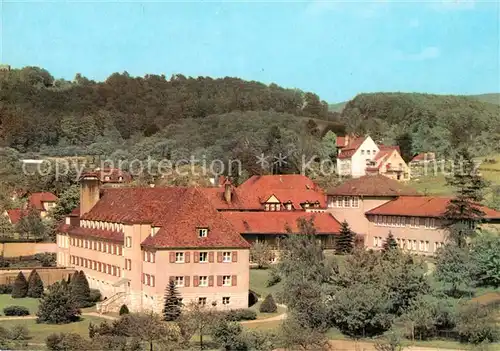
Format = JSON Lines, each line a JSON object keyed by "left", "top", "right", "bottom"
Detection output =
{"left": 328, "top": 101, "right": 347, "bottom": 113}
{"left": 0, "top": 66, "right": 335, "bottom": 153}
{"left": 468, "top": 93, "right": 500, "bottom": 105}
{"left": 340, "top": 92, "right": 500, "bottom": 157}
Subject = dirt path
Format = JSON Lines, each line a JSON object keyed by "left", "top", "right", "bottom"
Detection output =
{"left": 0, "top": 312, "right": 117, "bottom": 321}
{"left": 326, "top": 340, "right": 465, "bottom": 351}
{"left": 241, "top": 312, "right": 287, "bottom": 324}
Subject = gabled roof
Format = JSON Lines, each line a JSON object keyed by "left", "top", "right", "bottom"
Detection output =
{"left": 410, "top": 153, "right": 436, "bottom": 163}
{"left": 337, "top": 137, "right": 368, "bottom": 159}
{"left": 366, "top": 196, "right": 500, "bottom": 219}
{"left": 78, "top": 187, "right": 248, "bottom": 249}
{"left": 336, "top": 136, "right": 347, "bottom": 147}
{"left": 379, "top": 144, "right": 401, "bottom": 153}
{"left": 327, "top": 174, "right": 420, "bottom": 197}
{"left": 238, "top": 175, "right": 326, "bottom": 209}
{"left": 5, "top": 209, "right": 26, "bottom": 224}
{"left": 142, "top": 188, "right": 250, "bottom": 249}
{"left": 28, "top": 192, "right": 58, "bottom": 210}
{"left": 221, "top": 211, "right": 342, "bottom": 235}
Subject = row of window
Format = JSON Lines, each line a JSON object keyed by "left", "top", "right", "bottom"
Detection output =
{"left": 361, "top": 149, "right": 378, "bottom": 156}
{"left": 71, "top": 255, "right": 121, "bottom": 276}
{"left": 373, "top": 215, "right": 437, "bottom": 229}
{"left": 80, "top": 220, "right": 123, "bottom": 232}
{"left": 327, "top": 196, "right": 360, "bottom": 208}
{"left": 71, "top": 237, "right": 124, "bottom": 255}
{"left": 373, "top": 237, "right": 445, "bottom": 252}
{"left": 141, "top": 274, "right": 238, "bottom": 288}
{"left": 169, "top": 251, "right": 236, "bottom": 263}
{"left": 57, "top": 235, "right": 69, "bottom": 249}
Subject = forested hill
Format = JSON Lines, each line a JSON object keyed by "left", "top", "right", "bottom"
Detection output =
{"left": 0, "top": 66, "right": 337, "bottom": 153}
{"left": 340, "top": 92, "right": 500, "bottom": 157}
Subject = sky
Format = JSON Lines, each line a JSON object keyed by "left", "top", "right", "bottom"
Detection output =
{"left": 1, "top": 0, "right": 499, "bottom": 102}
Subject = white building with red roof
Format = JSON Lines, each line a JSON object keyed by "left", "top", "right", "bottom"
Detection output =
{"left": 336, "top": 135, "right": 410, "bottom": 180}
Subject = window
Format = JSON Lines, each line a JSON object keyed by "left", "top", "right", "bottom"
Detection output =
{"left": 125, "top": 236, "right": 131, "bottom": 248}
{"left": 425, "top": 241, "right": 430, "bottom": 252}
{"left": 336, "top": 197, "right": 342, "bottom": 207}
{"left": 412, "top": 240, "right": 417, "bottom": 250}
{"left": 175, "top": 276, "right": 184, "bottom": 287}
{"left": 222, "top": 252, "right": 232, "bottom": 263}
{"left": 400, "top": 239, "right": 406, "bottom": 249}
{"left": 125, "top": 259, "right": 132, "bottom": 271}
{"left": 222, "top": 297, "right": 230, "bottom": 305}
{"left": 150, "top": 275, "right": 155, "bottom": 287}
{"left": 175, "top": 252, "right": 185, "bottom": 263}
{"left": 373, "top": 150, "right": 376, "bottom": 154}
{"left": 419, "top": 240, "right": 424, "bottom": 251}
{"left": 343, "top": 197, "right": 351, "bottom": 208}
{"left": 264, "top": 204, "right": 269, "bottom": 211}
{"left": 352, "top": 197, "right": 359, "bottom": 208}
{"left": 424, "top": 218, "right": 430, "bottom": 229}
{"left": 199, "top": 276, "right": 208, "bottom": 287}
{"left": 222, "top": 275, "right": 232, "bottom": 286}
{"left": 367, "top": 150, "right": 371, "bottom": 155}
{"left": 198, "top": 228, "right": 208, "bottom": 238}
{"left": 407, "top": 240, "right": 412, "bottom": 250}
{"left": 199, "top": 252, "right": 208, "bottom": 263}
{"left": 429, "top": 218, "right": 436, "bottom": 229}
{"left": 198, "top": 297, "right": 207, "bottom": 306}
{"left": 373, "top": 236, "right": 378, "bottom": 247}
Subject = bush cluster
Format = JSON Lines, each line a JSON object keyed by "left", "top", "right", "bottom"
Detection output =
{"left": 259, "top": 294, "right": 278, "bottom": 313}
{"left": 0, "top": 284, "right": 13, "bottom": 294}
{"left": 3, "top": 306, "right": 30, "bottom": 316}
{"left": 222, "top": 309, "right": 257, "bottom": 321}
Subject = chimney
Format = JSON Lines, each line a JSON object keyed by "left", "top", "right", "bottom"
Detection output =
{"left": 223, "top": 179, "right": 232, "bottom": 204}
{"left": 345, "top": 134, "right": 350, "bottom": 146}
{"left": 80, "top": 173, "right": 100, "bottom": 215}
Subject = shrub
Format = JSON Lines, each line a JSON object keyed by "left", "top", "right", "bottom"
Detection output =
{"left": 0, "top": 284, "right": 13, "bottom": 294}
{"left": 27, "top": 269, "right": 44, "bottom": 298}
{"left": 11, "top": 272, "right": 28, "bottom": 298}
{"left": 9, "top": 324, "right": 30, "bottom": 340}
{"left": 34, "top": 253, "right": 56, "bottom": 267}
{"left": 224, "top": 309, "right": 257, "bottom": 321}
{"left": 69, "top": 271, "right": 92, "bottom": 307}
{"left": 119, "top": 304, "right": 129, "bottom": 316}
{"left": 455, "top": 303, "right": 499, "bottom": 344}
{"left": 266, "top": 269, "right": 281, "bottom": 287}
{"left": 37, "top": 281, "right": 80, "bottom": 324}
{"left": 259, "top": 294, "right": 278, "bottom": 313}
{"left": 3, "top": 306, "right": 30, "bottom": 316}
{"left": 89, "top": 289, "right": 102, "bottom": 303}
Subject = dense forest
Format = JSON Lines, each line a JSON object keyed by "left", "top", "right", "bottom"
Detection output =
{"left": 1, "top": 66, "right": 499, "bottom": 163}
{"left": 341, "top": 93, "right": 500, "bottom": 157}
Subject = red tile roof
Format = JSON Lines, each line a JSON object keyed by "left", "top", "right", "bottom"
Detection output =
{"left": 67, "top": 226, "right": 124, "bottom": 243}
{"left": 366, "top": 196, "right": 500, "bottom": 219}
{"left": 28, "top": 192, "right": 58, "bottom": 211}
{"left": 327, "top": 174, "right": 420, "bottom": 197}
{"left": 142, "top": 188, "right": 250, "bottom": 249}
{"left": 78, "top": 187, "right": 248, "bottom": 249}
{"left": 201, "top": 186, "right": 261, "bottom": 210}
{"left": 238, "top": 175, "right": 326, "bottom": 209}
{"left": 336, "top": 136, "right": 346, "bottom": 147}
{"left": 379, "top": 144, "right": 401, "bottom": 154}
{"left": 99, "top": 168, "right": 132, "bottom": 184}
{"left": 6, "top": 209, "right": 26, "bottom": 224}
{"left": 410, "top": 153, "right": 436, "bottom": 163}
{"left": 337, "top": 137, "right": 367, "bottom": 159}
{"left": 222, "top": 211, "right": 342, "bottom": 235}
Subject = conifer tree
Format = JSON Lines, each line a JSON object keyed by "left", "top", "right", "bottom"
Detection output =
{"left": 11, "top": 271, "right": 28, "bottom": 298}
{"left": 37, "top": 280, "right": 80, "bottom": 324}
{"left": 443, "top": 148, "right": 487, "bottom": 247}
{"left": 259, "top": 294, "right": 278, "bottom": 313}
{"left": 335, "top": 220, "right": 354, "bottom": 255}
{"left": 382, "top": 231, "right": 399, "bottom": 253}
{"left": 119, "top": 304, "right": 129, "bottom": 315}
{"left": 163, "top": 280, "right": 181, "bottom": 321}
{"left": 27, "top": 269, "right": 44, "bottom": 298}
{"left": 70, "top": 271, "right": 91, "bottom": 308}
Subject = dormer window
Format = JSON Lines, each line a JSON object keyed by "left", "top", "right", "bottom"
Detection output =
{"left": 118, "top": 176, "right": 123, "bottom": 181}
{"left": 265, "top": 204, "right": 270, "bottom": 211}
{"left": 104, "top": 176, "right": 110, "bottom": 181}
{"left": 198, "top": 228, "right": 208, "bottom": 238}
{"left": 285, "top": 202, "right": 293, "bottom": 211}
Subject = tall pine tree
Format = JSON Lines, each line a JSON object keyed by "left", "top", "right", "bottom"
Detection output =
{"left": 335, "top": 220, "right": 354, "bottom": 255}
{"left": 443, "top": 148, "right": 487, "bottom": 247}
{"left": 11, "top": 271, "right": 28, "bottom": 298}
{"left": 70, "top": 271, "right": 91, "bottom": 307}
{"left": 27, "top": 269, "right": 44, "bottom": 298}
{"left": 163, "top": 280, "right": 181, "bottom": 321}
{"left": 382, "top": 231, "right": 399, "bottom": 253}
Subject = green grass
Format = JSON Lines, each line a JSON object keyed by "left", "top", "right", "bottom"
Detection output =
{"left": 0, "top": 295, "right": 41, "bottom": 315}
{"left": 0, "top": 316, "right": 107, "bottom": 344}
{"left": 410, "top": 153, "right": 500, "bottom": 203}
{"left": 248, "top": 301, "right": 286, "bottom": 320}
{"left": 249, "top": 268, "right": 283, "bottom": 298}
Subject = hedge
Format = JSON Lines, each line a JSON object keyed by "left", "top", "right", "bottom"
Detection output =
{"left": 3, "top": 305, "right": 30, "bottom": 316}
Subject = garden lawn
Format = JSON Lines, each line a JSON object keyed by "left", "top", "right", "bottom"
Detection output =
{"left": 0, "top": 316, "right": 108, "bottom": 344}
{"left": 249, "top": 269, "right": 282, "bottom": 298}
{"left": 248, "top": 301, "right": 286, "bottom": 320}
{"left": 0, "top": 295, "right": 40, "bottom": 315}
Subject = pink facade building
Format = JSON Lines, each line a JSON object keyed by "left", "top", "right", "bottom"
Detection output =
{"left": 57, "top": 174, "right": 250, "bottom": 313}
